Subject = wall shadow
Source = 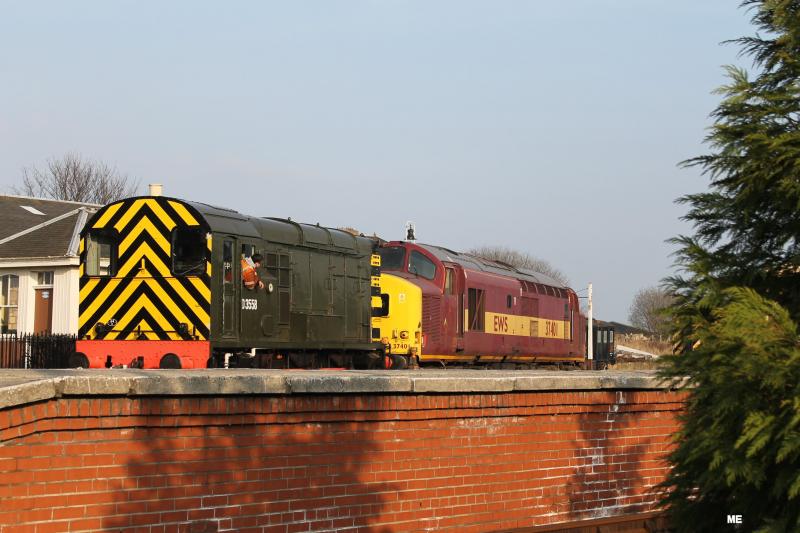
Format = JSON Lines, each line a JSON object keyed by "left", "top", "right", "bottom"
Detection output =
{"left": 100, "top": 394, "right": 397, "bottom": 533}
{"left": 565, "top": 389, "right": 667, "bottom": 530}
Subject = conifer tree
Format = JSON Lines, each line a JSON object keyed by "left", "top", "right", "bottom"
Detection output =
{"left": 662, "top": 1, "right": 800, "bottom": 531}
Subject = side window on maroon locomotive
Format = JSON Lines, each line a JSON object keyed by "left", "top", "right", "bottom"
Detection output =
{"left": 444, "top": 268, "right": 454, "bottom": 294}
{"left": 467, "top": 288, "right": 485, "bottom": 331}
{"left": 409, "top": 251, "right": 436, "bottom": 280}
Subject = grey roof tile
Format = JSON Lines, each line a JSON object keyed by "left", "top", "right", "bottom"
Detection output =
{"left": 0, "top": 196, "right": 98, "bottom": 259}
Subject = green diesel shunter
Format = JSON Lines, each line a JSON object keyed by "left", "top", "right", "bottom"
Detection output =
{"left": 75, "top": 195, "right": 382, "bottom": 369}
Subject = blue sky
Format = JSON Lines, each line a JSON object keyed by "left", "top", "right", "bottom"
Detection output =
{"left": 0, "top": 1, "right": 754, "bottom": 322}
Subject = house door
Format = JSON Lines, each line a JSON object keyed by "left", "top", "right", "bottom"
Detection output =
{"left": 34, "top": 288, "right": 53, "bottom": 334}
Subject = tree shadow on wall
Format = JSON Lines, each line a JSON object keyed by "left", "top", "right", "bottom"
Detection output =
{"left": 101, "top": 394, "right": 398, "bottom": 533}
{"left": 565, "top": 390, "right": 668, "bottom": 531}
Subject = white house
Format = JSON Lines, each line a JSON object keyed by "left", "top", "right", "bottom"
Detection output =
{"left": 0, "top": 195, "right": 98, "bottom": 335}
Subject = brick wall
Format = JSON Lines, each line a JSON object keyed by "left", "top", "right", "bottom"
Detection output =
{"left": 0, "top": 383, "right": 685, "bottom": 532}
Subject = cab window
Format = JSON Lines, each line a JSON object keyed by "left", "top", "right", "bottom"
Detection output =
{"left": 445, "top": 268, "right": 454, "bottom": 294}
{"left": 378, "top": 246, "right": 405, "bottom": 271}
{"left": 85, "top": 231, "right": 116, "bottom": 276}
{"left": 409, "top": 251, "right": 436, "bottom": 280}
{"left": 171, "top": 228, "right": 206, "bottom": 276}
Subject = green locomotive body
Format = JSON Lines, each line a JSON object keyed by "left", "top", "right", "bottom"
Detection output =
{"left": 75, "top": 196, "right": 382, "bottom": 369}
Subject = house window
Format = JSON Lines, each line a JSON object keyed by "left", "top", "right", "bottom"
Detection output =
{"left": 85, "top": 231, "right": 116, "bottom": 276}
{"left": 171, "top": 228, "right": 206, "bottom": 276}
{"left": 36, "top": 271, "right": 54, "bottom": 286}
{"left": 0, "top": 275, "right": 19, "bottom": 334}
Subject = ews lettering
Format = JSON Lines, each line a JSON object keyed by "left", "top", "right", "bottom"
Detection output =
{"left": 493, "top": 315, "right": 508, "bottom": 333}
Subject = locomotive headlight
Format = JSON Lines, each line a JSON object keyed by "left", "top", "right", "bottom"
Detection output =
{"left": 400, "top": 331, "right": 409, "bottom": 339}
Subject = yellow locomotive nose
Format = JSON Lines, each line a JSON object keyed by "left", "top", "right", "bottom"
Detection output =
{"left": 371, "top": 273, "right": 422, "bottom": 359}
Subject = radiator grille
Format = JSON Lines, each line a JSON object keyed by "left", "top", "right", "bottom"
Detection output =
{"left": 422, "top": 295, "right": 442, "bottom": 344}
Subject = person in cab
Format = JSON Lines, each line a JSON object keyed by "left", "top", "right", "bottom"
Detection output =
{"left": 241, "top": 254, "right": 265, "bottom": 290}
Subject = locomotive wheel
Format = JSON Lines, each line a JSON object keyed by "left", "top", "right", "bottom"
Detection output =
{"left": 69, "top": 352, "right": 89, "bottom": 369}
{"left": 389, "top": 354, "right": 408, "bottom": 370}
{"left": 159, "top": 353, "right": 182, "bottom": 369}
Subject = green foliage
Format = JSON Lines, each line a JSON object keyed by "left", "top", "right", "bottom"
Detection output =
{"left": 663, "top": 1, "right": 800, "bottom": 530}
{"left": 660, "top": 290, "right": 800, "bottom": 532}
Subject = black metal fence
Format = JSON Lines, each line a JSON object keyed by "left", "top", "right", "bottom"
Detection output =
{"left": 0, "top": 333, "right": 77, "bottom": 369}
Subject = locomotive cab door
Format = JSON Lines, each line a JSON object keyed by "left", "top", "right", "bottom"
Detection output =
{"left": 221, "top": 238, "right": 238, "bottom": 339}
{"left": 239, "top": 243, "right": 274, "bottom": 340}
{"left": 441, "top": 265, "right": 461, "bottom": 352}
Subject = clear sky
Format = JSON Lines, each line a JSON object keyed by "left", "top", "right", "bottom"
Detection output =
{"left": 0, "top": 1, "right": 755, "bottom": 322}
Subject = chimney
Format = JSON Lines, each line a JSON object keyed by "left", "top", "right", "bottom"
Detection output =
{"left": 149, "top": 183, "right": 163, "bottom": 197}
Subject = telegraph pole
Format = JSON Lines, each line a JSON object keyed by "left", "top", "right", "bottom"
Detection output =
{"left": 587, "top": 282, "right": 593, "bottom": 362}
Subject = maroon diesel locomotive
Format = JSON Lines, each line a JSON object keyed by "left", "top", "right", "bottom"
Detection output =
{"left": 373, "top": 241, "right": 588, "bottom": 368}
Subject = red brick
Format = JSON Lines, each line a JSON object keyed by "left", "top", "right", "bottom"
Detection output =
{"left": 0, "top": 389, "right": 685, "bottom": 531}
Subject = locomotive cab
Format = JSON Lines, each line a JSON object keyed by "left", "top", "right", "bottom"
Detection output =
{"left": 74, "top": 197, "right": 212, "bottom": 369}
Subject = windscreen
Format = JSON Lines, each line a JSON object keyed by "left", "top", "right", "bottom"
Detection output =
{"left": 378, "top": 246, "right": 406, "bottom": 271}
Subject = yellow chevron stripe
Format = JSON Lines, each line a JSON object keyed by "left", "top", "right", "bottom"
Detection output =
{"left": 117, "top": 318, "right": 160, "bottom": 341}
{"left": 119, "top": 216, "right": 170, "bottom": 256}
{"left": 79, "top": 264, "right": 84, "bottom": 277}
{"left": 89, "top": 277, "right": 197, "bottom": 340}
{"left": 165, "top": 277, "right": 210, "bottom": 325}
{"left": 144, "top": 199, "right": 177, "bottom": 232}
{"left": 79, "top": 278, "right": 123, "bottom": 328}
{"left": 113, "top": 198, "right": 179, "bottom": 233}
{"left": 93, "top": 202, "right": 123, "bottom": 229}
{"left": 132, "top": 320, "right": 160, "bottom": 341}
{"left": 116, "top": 241, "right": 171, "bottom": 278}
{"left": 79, "top": 238, "right": 85, "bottom": 254}
{"left": 168, "top": 200, "right": 199, "bottom": 226}
{"left": 114, "top": 199, "right": 147, "bottom": 232}
{"left": 113, "top": 295, "right": 180, "bottom": 341}
{"left": 82, "top": 277, "right": 143, "bottom": 334}
{"left": 188, "top": 276, "right": 211, "bottom": 302}
{"left": 205, "top": 234, "right": 212, "bottom": 276}
{"left": 79, "top": 278, "right": 100, "bottom": 302}
{"left": 144, "top": 278, "right": 201, "bottom": 334}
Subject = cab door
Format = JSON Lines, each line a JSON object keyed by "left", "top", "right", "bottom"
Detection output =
{"left": 239, "top": 242, "right": 270, "bottom": 340}
{"left": 221, "top": 238, "right": 238, "bottom": 339}
{"left": 441, "top": 265, "right": 459, "bottom": 353}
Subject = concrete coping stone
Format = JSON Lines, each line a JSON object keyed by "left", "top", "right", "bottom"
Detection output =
{"left": 0, "top": 369, "right": 680, "bottom": 410}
